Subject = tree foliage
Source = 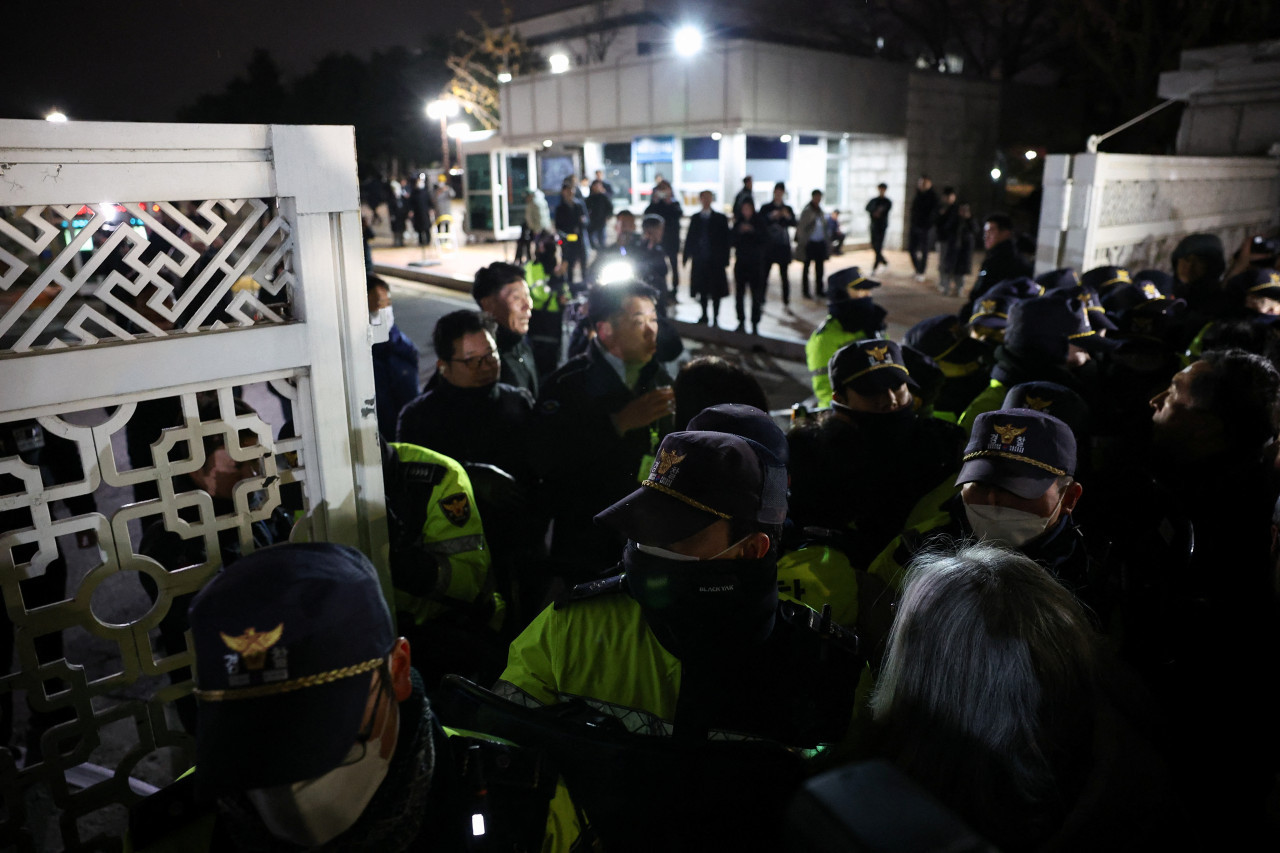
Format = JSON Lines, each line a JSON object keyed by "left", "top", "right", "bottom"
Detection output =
{"left": 444, "top": 4, "right": 540, "bottom": 131}
{"left": 178, "top": 44, "right": 451, "bottom": 175}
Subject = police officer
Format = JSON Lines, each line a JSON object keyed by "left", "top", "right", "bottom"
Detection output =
{"left": 803, "top": 267, "right": 888, "bottom": 407}
{"left": 382, "top": 439, "right": 509, "bottom": 684}
{"left": 958, "top": 293, "right": 1113, "bottom": 433}
{"left": 495, "top": 427, "right": 862, "bottom": 748}
{"left": 129, "top": 542, "right": 590, "bottom": 852}
{"left": 867, "top": 409, "right": 1098, "bottom": 614}
{"left": 788, "top": 339, "right": 965, "bottom": 568}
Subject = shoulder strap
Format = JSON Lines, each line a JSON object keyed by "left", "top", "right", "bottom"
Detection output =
{"left": 554, "top": 573, "right": 626, "bottom": 610}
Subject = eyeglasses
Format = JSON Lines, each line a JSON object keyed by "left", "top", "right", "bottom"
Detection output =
{"left": 450, "top": 350, "right": 499, "bottom": 369}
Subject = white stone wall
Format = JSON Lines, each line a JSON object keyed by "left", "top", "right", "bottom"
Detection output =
{"left": 1036, "top": 152, "right": 1280, "bottom": 274}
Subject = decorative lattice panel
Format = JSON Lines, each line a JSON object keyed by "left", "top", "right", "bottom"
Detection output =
{"left": 0, "top": 199, "right": 294, "bottom": 355}
{"left": 1, "top": 119, "right": 382, "bottom": 852}
{"left": 1, "top": 381, "right": 310, "bottom": 850}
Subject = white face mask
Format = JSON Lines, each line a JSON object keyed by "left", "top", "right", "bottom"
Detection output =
{"left": 963, "top": 492, "right": 1064, "bottom": 549}
{"left": 246, "top": 700, "right": 398, "bottom": 847}
{"left": 635, "top": 535, "right": 751, "bottom": 562}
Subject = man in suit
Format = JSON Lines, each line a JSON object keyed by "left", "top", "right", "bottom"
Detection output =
{"left": 683, "top": 190, "right": 732, "bottom": 326}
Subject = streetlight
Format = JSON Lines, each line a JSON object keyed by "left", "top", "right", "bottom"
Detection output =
{"left": 674, "top": 26, "right": 704, "bottom": 57}
{"left": 426, "top": 98, "right": 460, "bottom": 172}
{"left": 1024, "top": 150, "right": 1038, "bottom": 161}
{"left": 780, "top": 134, "right": 793, "bottom": 143}
{"left": 497, "top": 71, "right": 513, "bottom": 83}
{"left": 549, "top": 53, "right": 570, "bottom": 74}
{"left": 46, "top": 109, "right": 67, "bottom": 122}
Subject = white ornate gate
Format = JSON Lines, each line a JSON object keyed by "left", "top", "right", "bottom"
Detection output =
{"left": 0, "top": 119, "right": 386, "bottom": 849}
{"left": 1035, "top": 152, "right": 1280, "bottom": 274}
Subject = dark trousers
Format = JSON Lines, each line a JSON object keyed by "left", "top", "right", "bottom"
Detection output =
{"left": 801, "top": 239, "right": 828, "bottom": 297}
{"left": 766, "top": 259, "right": 792, "bottom": 305}
{"left": 588, "top": 227, "right": 607, "bottom": 251}
{"left": 734, "top": 260, "right": 767, "bottom": 330}
{"left": 908, "top": 226, "right": 932, "bottom": 274}
{"left": 870, "top": 225, "right": 888, "bottom": 268}
{"left": 664, "top": 246, "right": 680, "bottom": 293}
{"left": 563, "top": 241, "right": 586, "bottom": 290}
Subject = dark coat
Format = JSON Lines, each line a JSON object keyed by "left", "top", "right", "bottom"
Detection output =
{"left": 554, "top": 197, "right": 586, "bottom": 237}
{"left": 533, "top": 342, "right": 673, "bottom": 577}
{"left": 683, "top": 210, "right": 731, "bottom": 299}
{"left": 586, "top": 192, "right": 613, "bottom": 231}
{"left": 644, "top": 198, "right": 684, "bottom": 255}
{"left": 371, "top": 325, "right": 420, "bottom": 442}
{"left": 733, "top": 212, "right": 769, "bottom": 276}
{"left": 396, "top": 375, "right": 536, "bottom": 486}
{"left": 758, "top": 202, "right": 797, "bottom": 263}
{"left": 940, "top": 216, "right": 979, "bottom": 276}
{"left": 968, "top": 238, "right": 1034, "bottom": 309}
{"left": 787, "top": 409, "right": 964, "bottom": 566}
{"left": 496, "top": 325, "right": 539, "bottom": 399}
{"left": 910, "top": 187, "right": 939, "bottom": 230}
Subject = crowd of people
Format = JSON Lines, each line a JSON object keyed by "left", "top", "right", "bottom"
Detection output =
{"left": 511, "top": 174, "right": 848, "bottom": 337}
{"left": 127, "top": 181, "right": 1280, "bottom": 850}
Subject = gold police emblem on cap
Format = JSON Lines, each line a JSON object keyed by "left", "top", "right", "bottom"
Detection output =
{"left": 1141, "top": 283, "right": 1160, "bottom": 299}
{"left": 980, "top": 300, "right": 997, "bottom": 314}
{"left": 867, "top": 345, "right": 890, "bottom": 364}
{"left": 993, "top": 424, "right": 1027, "bottom": 444}
{"left": 1024, "top": 396, "right": 1053, "bottom": 412}
{"left": 656, "top": 449, "right": 687, "bottom": 476}
{"left": 221, "top": 624, "right": 284, "bottom": 671}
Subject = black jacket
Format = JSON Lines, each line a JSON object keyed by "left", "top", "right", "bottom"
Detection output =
{"left": 758, "top": 202, "right": 797, "bottom": 263}
{"left": 496, "top": 325, "right": 539, "bottom": 398}
{"left": 533, "top": 341, "right": 673, "bottom": 577}
{"left": 396, "top": 375, "right": 536, "bottom": 485}
{"left": 965, "top": 239, "right": 1034, "bottom": 313}
{"left": 644, "top": 198, "right": 684, "bottom": 254}
{"left": 910, "top": 188, "right": 939, "bottom": 230}
{"left": 683, "top": 210, "right": 731, "bottom": 299}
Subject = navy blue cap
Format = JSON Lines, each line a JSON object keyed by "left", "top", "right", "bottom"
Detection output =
{"left": 829, "top": 339, "right": 919, "bottom": 395}
{"left": 1101, "top": 280, "right": 1173, "bottom": 314}
{"left": 687, "top": 403, "right": 789, "bottom": 467}
{"left": 957, "top": 409, "right": 1077, "bottom": 499}
{"left": 595, "top": 431, "right": 788, "bottom": 546}
{"left": 904, "top": 314, "right": 962, "bottom": 359}
{"left": 1116, "top": 297, "right": 1185, "bottom": 340}
{"left": 985, "top": 277, "right": 1044, "bottom": 302}
{"left": 1006, "top": 295, "right": 1117, "bottom": 360}
{"left": 1035, "top": 268, "right": 1080, "bottom": 292}
{"left": 1065, "top": 285, "right": 1119, "bottom": 332}
{"left": 1131, "top": 269, "right": 1175, "bottom": 297}
{"left": 189, "top": 543, "right": 394, "bottom": 795}
{"left": 1228, "top": 268, "right": 1280, "bottom": 301}
{"left": 827, "top": 266, "right": 880, "bottom": 302}
{"left": 1001, "top": 381, "right": 1090, "bottom": 437}
{"left": 1080, "top": 266, "right": 1131, "bottom": 292}
{"left": 969, "top": 295, "right": 1014, "bottom": 328}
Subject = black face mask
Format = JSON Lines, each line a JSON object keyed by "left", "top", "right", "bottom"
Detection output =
{"left": 622, "top": 542, "right": 778, "bottom": 660}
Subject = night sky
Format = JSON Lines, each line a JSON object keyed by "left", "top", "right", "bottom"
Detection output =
{"left": 3, "top": 0, "right": 571, "bottom": 123}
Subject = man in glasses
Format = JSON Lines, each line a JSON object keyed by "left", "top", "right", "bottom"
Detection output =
{"left": 396, "top": 310, "right": 535, "bottom": 487}
{"left": 129, "top": 542, "right": 590, "bottom": 851}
